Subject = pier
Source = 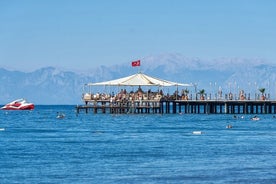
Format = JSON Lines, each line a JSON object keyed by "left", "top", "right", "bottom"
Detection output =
{"left": 79, "top": 72, "right": 276, "bottom": 115}
{"left": 76, "top": 99, "right": 276, "bottom": 115}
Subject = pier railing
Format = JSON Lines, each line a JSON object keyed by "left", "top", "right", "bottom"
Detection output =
{"left": 76, "top": 98, "right": 276, "bottom": 115}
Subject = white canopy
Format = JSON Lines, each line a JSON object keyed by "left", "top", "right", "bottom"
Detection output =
{"left": 86, "top": 73, "right": 192, "bottom": 87}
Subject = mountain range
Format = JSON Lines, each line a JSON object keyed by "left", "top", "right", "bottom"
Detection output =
{"left": 1, "top": 53, "right": 276, "bottom": 104}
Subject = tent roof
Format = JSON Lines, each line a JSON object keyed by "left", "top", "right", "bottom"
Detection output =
{"left": 86, "top": 73, "right": 192, "bottom": 87}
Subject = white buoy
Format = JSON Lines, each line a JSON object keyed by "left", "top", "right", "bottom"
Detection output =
{"left": 0, "top": 128, "right": 5, "bottom": 131}
{"left": 192, "top": 131, "right": 202, "bottom": 135}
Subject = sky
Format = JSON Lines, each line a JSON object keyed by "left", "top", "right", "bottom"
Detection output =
{"left": 0, "top": 0, "right": 276, "bottom": 72}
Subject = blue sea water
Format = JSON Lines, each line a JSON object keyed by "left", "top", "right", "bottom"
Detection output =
{"left": 0, "top": 105, "right": 276, "bottom": 184}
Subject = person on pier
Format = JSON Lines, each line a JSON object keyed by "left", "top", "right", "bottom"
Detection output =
{"left": 239, "top": 90, "right": 245, "bottom": 100}
{"left": 228, "top": 92, "right": 233, "bottom": 100}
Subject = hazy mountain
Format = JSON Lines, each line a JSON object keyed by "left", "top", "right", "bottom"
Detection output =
{"left": 1, "top": 53, "right": 275, "bottom": 104}
{"left": 0, "top": 67, "right": 93, "bottom": 105}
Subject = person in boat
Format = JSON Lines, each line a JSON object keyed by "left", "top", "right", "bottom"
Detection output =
{"left": 251, "top": 115, "right": 260, "bottom": 121}
{"left": 56, "top": 112, "right": 65, "bottom": 119}
{"left": 226, "top": 124, "right": 233, "bottom": 129}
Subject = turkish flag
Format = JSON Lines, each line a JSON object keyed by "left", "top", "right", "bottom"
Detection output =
{"left": 131, "top": 60, "right": 141, "bottom": 67}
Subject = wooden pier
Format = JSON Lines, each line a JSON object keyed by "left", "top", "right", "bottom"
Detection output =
{"left": 76, "top": 99, "right": 276, "bottom": 115}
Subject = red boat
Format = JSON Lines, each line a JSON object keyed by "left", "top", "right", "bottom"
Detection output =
{"left": 1, "top": 99, "right": 34, "bottom": 110}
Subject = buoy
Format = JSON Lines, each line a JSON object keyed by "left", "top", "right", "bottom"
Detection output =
{"left": 0, "top": 128, "right": 5, "bottom": 131}
{"left": 192, "top": 131, "right": 202, "bottom": 135}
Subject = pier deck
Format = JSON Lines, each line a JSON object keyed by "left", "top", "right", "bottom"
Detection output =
{"left": 76, "top": 99, "right": 276, "bottom": 114}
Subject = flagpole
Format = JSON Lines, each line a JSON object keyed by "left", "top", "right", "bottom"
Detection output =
{"left": 138, "top": 60, "right": 141, "bottom": 73}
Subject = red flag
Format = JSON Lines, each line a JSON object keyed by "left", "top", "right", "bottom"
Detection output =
{"left": 131, "top": 60, "right": 141, "bottom": 67}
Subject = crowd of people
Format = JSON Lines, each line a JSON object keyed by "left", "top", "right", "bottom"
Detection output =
{"left": 83, "top": 87, "right": 164, "bottom": 104}
{"left": 82, "top": 87, "right": 269, "bottom": 104}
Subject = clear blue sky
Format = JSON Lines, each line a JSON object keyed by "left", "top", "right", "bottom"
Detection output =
{"left": 1, "top": 0, "right": 276, "bottom": 71}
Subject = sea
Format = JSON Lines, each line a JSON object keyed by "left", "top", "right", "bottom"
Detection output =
{"left": 0, "top": 105, "right": 276, "bottom": 184}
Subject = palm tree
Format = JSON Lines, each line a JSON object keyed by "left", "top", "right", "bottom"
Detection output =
{"left": 259, "top": 88, "right": 266, "bottom": 100}
{"left": 184, "top": 89, "right": 189, "bottom": 95}
{"left": 182, "top": 88, "right": 189, "bottom": 100}
{"left": 198, "top": 89, "right": 205, "bottom": 100}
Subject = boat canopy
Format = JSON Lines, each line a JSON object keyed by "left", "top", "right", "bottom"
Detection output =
{"left": 86, "top": 72, "right": 192, "bottom": 87}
